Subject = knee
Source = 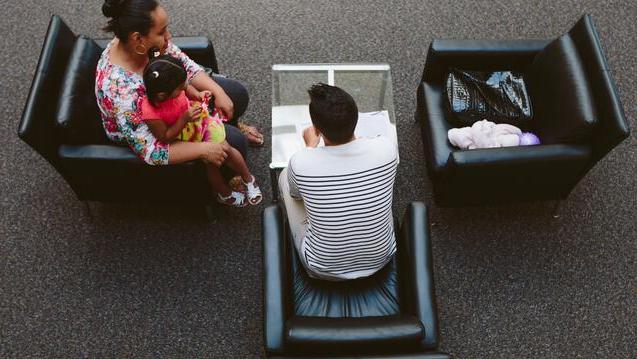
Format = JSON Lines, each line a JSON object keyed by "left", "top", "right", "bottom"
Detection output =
{"left": 224, "top": 124, "right": 247, "bottom": 157}
{"left": 278, "top": 168, "right": 289, "bottom": 191}
{"left": 230, "top": 81, "right": 249, "bottom": 119}
{"left": 214, "top": 75, "right": 249, "bottom": 119}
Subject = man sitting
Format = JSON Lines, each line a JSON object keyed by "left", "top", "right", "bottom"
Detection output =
{"left": 278, "top": 83, "right": 399, "bottom": 281}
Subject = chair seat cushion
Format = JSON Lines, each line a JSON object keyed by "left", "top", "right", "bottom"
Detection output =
{"left": 527, "top": 35, "right": 597, "bottom": 144}
{"left": 291, "top": 248, "right": 400, "bottom": 318}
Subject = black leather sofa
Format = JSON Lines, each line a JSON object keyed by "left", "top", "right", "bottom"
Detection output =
{"left": 18, "top": 15, "right": 225, "bottom": 207}
{"left": 416, "top": 14, "right": 630, "bottom": 206}
{"left": 262, "top": 202, "right": 449, "bottom": 358}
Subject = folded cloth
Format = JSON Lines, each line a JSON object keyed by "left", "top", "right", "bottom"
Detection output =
{"left": 448, "top": 120, "right": 522, "bottom": 149}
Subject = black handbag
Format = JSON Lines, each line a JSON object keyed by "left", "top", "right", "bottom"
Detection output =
{"left": 445, "top": 69, "right": 532, "bottom": 127}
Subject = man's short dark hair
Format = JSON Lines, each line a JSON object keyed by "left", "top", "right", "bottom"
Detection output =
{"left": 308, "top": 83, "right": 358, "bottom": 144}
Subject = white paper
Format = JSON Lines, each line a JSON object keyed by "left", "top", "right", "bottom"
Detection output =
{"left": 355, "top": 111, "right": 392, "bottom": 139}
{"left": 294, "top": 111, "right": 392, "bottom": 140}
{"left": 295, "top": 118, "right": 313, "bottom": 140}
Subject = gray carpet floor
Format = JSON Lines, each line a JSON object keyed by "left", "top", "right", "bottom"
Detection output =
{"left": 2, "top": 1, "right": 636, "bottom": 358}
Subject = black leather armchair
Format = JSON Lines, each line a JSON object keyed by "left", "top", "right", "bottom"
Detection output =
{"left": 18, "top": 15, "right": 225, "bottom": 207}
{"left": 262, "top": 202, "right": 449, "bottom": 358}
{"left": 416, "top": 14, "right": 630, "bottom": 206}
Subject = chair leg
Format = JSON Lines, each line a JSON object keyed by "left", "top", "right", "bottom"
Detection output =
{"left": 205, "top": 204, "right": 218, "bottom": 223}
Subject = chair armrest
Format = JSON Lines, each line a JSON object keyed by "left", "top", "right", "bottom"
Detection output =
{"left": 262, "top": 205, "right": 289, "bottom": 354}
{"left": 567, "top": 15, "right": 630, "bottom": 163}
{"left": 416, "top": 82, "right": 454, "bottom": 178}
{"left": 19, "top": 15, "right": 77, "bottom": 168}
{"left": 421, "top": 39, "right": 551, "bottom": 83}
{"left": 397, "top": 202, "right": 439, "bottom": 350}
{"left": 94, "top": 36, "right": 218, "bottom": 72}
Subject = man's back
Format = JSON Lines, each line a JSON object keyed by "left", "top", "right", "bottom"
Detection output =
{"left": 288, "top": 136, "right": 398, "bottom": 280}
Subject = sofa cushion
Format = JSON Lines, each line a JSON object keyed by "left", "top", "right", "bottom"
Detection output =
{"left": 291, "top": 242, "right": 400, "bottom": 318}
{"left": 526, "top": 35, "right": 597, "bottom": 144}
{"left": 56, "top": 35, "right": 108, "bottom": 145}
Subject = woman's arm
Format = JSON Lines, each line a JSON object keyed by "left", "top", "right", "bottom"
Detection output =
{"left": 185, "top": 84, "right": 209, "bottom": 101}
{"left": 168, "top": 141, "right": 228, "bottom": 166}
{"left": 190, "top": 72, "right": 234, "bottom": 119}
{"left": 185, "top": 84, "right": 200, "bottom": 101}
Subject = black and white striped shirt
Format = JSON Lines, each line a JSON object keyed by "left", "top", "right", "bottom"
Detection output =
{"left": 288, "top": 137, "right": 398, "bottom": 280}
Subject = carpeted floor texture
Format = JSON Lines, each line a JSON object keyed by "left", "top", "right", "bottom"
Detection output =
{"left": 1, "top": 1, "right": 636, "bottom": 358}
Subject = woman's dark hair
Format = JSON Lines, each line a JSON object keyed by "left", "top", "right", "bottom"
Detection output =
{"left": 102, "top": 0, "right": 159, "bottom": 43}
{"left": 308, "top": 83, "right": 358, "bottom": 144}
{"left": 143, "top": 48, "right": 187, "bottom": 106}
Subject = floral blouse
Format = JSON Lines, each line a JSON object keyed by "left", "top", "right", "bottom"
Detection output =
{"left": 95, "top": 40, "right": 202, "bottom": 165}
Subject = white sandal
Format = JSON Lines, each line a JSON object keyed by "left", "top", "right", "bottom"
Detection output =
{"left": 216, "top": 191, "right": 247, "bottom": 207}
{"left": 243, "top": 176, "right": 263, "bottom": 205}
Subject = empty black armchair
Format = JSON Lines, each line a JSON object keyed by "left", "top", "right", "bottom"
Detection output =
{"left": 262, "top": 202, "right": 448, "bottom": 358}
{"left": 18, "top": 15, "right": 222, "bottom": 206}
{"left": 416, "top": 14, "right": 630, "bottom": 206}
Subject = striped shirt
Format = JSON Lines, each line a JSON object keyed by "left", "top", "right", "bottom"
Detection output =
{"left": 288, "top": 136, "right": 398, "bottom": 280}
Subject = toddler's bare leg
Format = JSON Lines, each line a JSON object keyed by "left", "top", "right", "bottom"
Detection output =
{"left": 222, "top": 140, "right": 252, "bottom": 182}
{"left": 205, "top": 163, "right": 232, "bottom": 197}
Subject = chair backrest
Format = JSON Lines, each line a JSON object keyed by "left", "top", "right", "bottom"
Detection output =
{"left": 525, "top": 33, "right": 597, "bottom": 145}
{"left": 568, "top": 14, "right": 630, "bottom": 163}
{"left": 18, "top": 15, "right": 77, "bottom": 168}
{"left": 55, "top": 35, "right": 109, "bottom": 145}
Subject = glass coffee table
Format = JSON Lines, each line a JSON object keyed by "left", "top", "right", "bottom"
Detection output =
{"left": 270, "top": 63, "right": 398, "bottom": 201}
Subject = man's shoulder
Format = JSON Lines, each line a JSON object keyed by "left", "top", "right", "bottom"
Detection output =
{"left": 359, "top": 136, "right": 398, "bottom": 160}
{"left": 362, "top": 135, "right": 394, "bottom": 148}
{"left": 289, "top": 147, "right": 317, "bottom": 169}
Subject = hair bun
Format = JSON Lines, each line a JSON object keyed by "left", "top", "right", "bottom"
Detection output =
{"left": 102, "top": 0, "right": 127, "bottom": 18}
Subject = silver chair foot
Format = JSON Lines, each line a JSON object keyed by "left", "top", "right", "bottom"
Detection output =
{"left": 551, "top": 200, "right": 561, "bottom": 219}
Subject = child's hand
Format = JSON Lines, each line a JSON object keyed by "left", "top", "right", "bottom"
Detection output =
{"left": 185, "top": 104, "right": 203, "bottom": 123}
{"left": 197, "top": 90, "right": 212, "bottom": 102}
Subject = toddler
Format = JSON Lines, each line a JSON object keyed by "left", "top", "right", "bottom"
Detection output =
{"left": 141, "top": 49, "right": 262, "bottom": 206}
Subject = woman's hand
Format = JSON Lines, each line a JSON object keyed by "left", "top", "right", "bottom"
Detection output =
{"left": 214, "top": 92, "right": 234, "bottom": 119}
{"left": 200, "top": 142, "right": 229, "bottom": 167}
